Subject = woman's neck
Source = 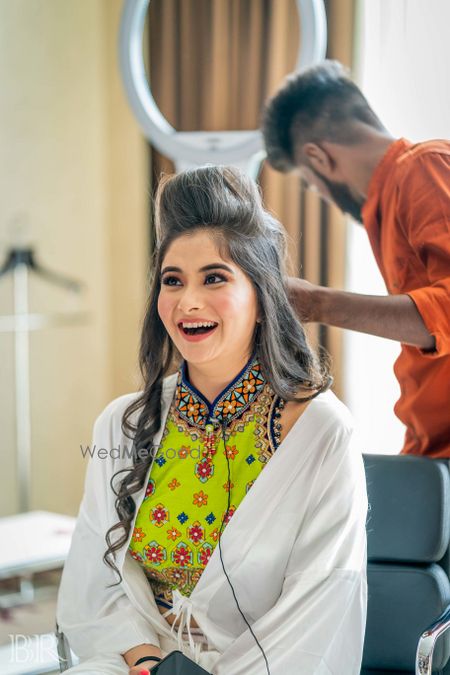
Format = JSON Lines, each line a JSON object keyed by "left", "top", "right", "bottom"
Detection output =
{"left": 185, "top": 353, "right": 253, "bottom": 404}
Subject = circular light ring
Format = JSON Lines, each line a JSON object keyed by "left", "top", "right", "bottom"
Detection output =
{"left": 119, "top": 0, "right": 327, "bottom": 164}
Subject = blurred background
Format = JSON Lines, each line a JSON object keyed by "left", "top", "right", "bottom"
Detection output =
{"left": 0, "top": 0, "right": 449, "bottom": 672}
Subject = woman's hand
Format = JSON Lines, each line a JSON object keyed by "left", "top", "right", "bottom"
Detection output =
{"left": 123, "top": 643, "right": 163, "bottom": 674}
{"left": 128, "top": 661, "right": 159, "bottom": 675}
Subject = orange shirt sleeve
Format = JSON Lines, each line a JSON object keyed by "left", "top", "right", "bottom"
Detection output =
{"left": 397, "top": 151, "right": 450, "bottom": 357}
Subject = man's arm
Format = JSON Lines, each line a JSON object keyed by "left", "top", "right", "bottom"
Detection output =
{"left": 288, "top": 278, "right": 436, "bottom": 350}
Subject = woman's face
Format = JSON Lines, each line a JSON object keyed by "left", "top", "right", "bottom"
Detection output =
{"left": 158, "top": 230, "right": 259, "bottom": 371}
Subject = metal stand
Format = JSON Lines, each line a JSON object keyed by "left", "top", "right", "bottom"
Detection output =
{"left": 0, "top": 246, "right": 89, "bottom": 513}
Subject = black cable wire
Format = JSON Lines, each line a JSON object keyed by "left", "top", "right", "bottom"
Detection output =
{"left": 214, "top": 419, "right": 271, "bottom": 675}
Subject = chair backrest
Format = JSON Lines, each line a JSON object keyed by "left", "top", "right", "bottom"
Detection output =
{"left": 362, "top": 454, "right": 450, "bottom": 673}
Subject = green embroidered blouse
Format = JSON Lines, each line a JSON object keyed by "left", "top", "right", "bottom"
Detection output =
{"left": 128, "top": 356, "right": 283, "bottom": 610}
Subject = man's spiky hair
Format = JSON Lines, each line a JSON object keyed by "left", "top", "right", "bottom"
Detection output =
{"left": 262, "top": 60, "right": 385, "bottom": 172}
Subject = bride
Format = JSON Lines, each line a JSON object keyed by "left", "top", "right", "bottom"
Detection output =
{"left": 57, "top": 165, "right": 367, "bottom": 675}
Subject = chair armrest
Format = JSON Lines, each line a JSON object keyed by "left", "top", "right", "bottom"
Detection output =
{"left": 416, "top": 604, "right": 450, "bottom": 674}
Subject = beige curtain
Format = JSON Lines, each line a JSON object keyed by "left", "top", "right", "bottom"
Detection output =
{"left": 148, "top": 0, "right": 355, "bottom": 397}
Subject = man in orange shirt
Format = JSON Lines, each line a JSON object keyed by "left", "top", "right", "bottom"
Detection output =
{"left": 262, "top": 60, "right": 450, "bottom": 457}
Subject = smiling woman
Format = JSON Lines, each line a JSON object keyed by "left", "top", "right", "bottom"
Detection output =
{"left": 157, "top": 230, "right": 259, "bottom": 394}
{"left": 56, "top": 166, "right": 368, "bottom": 675}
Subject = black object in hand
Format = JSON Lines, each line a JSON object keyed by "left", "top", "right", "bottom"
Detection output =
{"left": 149, "top": 650, "right": 212, "bottom": 674}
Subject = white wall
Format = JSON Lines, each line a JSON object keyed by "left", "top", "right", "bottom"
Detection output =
{"left": 344, "top": 0, "right": 450, "bottom": 454}
{"left": 0, "top": 1, "right": 149, "bottom": 516}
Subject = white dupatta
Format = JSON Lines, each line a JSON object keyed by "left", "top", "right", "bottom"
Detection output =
{"left": 57, "top": 374, "right": 367, "bottom": 674}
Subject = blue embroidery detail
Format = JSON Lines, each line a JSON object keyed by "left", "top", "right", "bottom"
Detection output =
{"left": 177, "top": 512, "right": 188, "bottom": 524}
{"left": 205, "top": 512, "right": 216, "bottom": 525}
{"left": 176, "top": 352, "right": 265, "bottom": 429}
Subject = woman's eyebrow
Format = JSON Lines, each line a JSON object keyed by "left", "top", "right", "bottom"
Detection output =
{"left": 161, "top": 263, "right": 235, "bottom": 275}
{"left": 200, "top": 263, "right": 234, "bottom": 274}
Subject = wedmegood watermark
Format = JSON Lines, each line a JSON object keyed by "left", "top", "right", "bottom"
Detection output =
{"left": 79, "top": 443, "right": 203, "bottom": 460}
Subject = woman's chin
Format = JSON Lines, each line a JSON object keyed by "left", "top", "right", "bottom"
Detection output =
{"left": 182, "top": 353, "right": 217, "bottom": 367}
{"left": 174, "top": 343, "right": 219, "bottom": 366}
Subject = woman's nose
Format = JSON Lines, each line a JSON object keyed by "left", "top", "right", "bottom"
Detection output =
{"left": 177, "top": 285, "right": 204, "bottom": 313}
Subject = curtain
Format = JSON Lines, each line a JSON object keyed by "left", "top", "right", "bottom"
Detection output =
{"left": 148, "top": 0, "right": 356, "bottom": 397}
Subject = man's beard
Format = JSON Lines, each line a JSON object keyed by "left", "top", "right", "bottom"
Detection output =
{"left": 312, "top": 171, "right": 364, "bottom": 224}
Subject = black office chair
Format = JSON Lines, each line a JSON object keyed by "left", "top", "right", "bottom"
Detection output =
{"left": 362, "top": 454, "right": 450, "bottom": 675}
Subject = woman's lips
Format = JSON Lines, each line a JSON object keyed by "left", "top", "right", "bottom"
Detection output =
{"left": 177, "top": 324, "right": 218, "bottom": 342}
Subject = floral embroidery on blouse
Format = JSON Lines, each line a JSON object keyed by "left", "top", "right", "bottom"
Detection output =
{"left": 128, "top": 354, "right": 283, "bottom": 609}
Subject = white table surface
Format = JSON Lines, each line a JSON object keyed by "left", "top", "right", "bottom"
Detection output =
{"left": 0, "top": 511, "right": 76, "bottom": 578}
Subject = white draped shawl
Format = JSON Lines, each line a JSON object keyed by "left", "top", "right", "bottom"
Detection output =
{"left": 57, "top": 374, "right": 367, "bottom": 674}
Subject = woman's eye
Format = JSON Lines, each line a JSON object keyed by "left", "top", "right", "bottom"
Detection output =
{"left": 161, "top": 273, "right": 226, "bottom": 286}
{"left": 161, "top": 276, "right": 181, "bottom": 286}
{"left": 205, "top": 273, "right": 226, "bottom": 285}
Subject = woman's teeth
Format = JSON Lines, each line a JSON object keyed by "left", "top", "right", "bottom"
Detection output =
{"left": 180, "top": 321, "right": 218, "bottom": 335}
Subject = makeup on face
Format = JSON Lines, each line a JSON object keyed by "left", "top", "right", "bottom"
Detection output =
{"left": 157, "top": 231, "right": 259, "bottom": 370}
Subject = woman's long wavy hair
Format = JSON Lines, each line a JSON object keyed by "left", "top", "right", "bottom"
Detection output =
{"left": 103, "top": 165, "right": 331, "bottom": 581}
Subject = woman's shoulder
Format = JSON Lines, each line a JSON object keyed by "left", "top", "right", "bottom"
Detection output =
{"left": 287, "top": 391, "right": 363, "bottom": 491}
{"left": 286, "top": 388, "right": 355, "bottom": 449}
{"left": 305, "top": 388, "right": 354, "bottom": 433}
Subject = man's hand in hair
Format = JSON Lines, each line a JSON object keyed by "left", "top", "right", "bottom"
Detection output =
{"left": 286, "top": 277, "right": 322, "bottom": 323}
{"left": 287, "top": 276, "right": 435, "bottom": 350}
